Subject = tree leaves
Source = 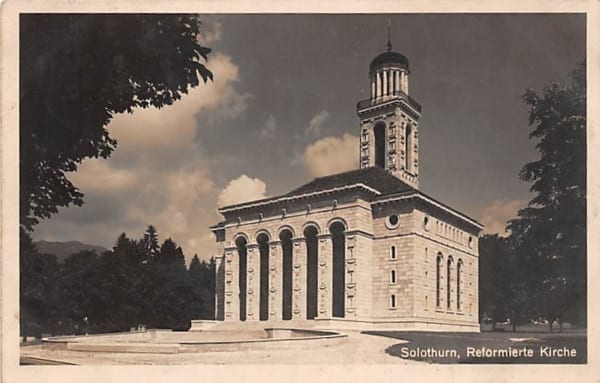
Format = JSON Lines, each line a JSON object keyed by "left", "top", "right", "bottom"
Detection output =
{"left": 20, "top": 227, "right": 216, "bottom": 338}
{"left": 507, "top": 62, "right": 586, "bottom": 327}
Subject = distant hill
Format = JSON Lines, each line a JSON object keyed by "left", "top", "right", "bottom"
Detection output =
{"left": 33, "top": 240, "right": 108, "bottom": 262}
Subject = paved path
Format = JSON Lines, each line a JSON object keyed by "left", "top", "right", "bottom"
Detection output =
{"left": 20, "top": 331, "right": 418, "bottom": 365}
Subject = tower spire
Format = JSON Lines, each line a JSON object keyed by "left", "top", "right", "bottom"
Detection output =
{"left": 386, "top": 19, "right": 392, "bottom": 52}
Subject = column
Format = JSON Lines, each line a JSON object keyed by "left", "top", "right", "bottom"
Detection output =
{"left": 316, "top": 234, "right": 333, "bottom": 319}
{"left": 246, "top": 244, "right": 260, "bottom": 321}
{"left": 382, "top": 70, "right": 388, "bottom": 96}
{"left": 395, "top": 71, "right": 400, "bottom": 92}
{"left": 223, "top": 247, "right": 240, "bottom": 321}
{"left": 376, "top": 72, "right": 382, "bottom": 98}
{"left": 370, "top": 76, "right": 376, "bottom": 99}
{"left": 268, "top": 241, "right": 283, "bottom": 321}
{"left": 292, "top": 238, "right": 307, "bottom": 319}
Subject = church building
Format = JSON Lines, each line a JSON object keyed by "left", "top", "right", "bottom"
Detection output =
{"left": 210, "top": 39, "right": 483, "bottom": 332}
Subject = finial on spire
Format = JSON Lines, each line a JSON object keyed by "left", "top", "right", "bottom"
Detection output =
{"left": 386, "top": 19, "right": 392, "bottom": 52}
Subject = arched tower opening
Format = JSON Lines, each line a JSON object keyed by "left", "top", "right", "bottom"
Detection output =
{"left": 374, "top": 121, "right": 386, "bottom": 169}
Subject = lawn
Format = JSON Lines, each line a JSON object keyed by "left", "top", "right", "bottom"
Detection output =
{"left": 363, "top": 329, "right": 586, "bottom": 364}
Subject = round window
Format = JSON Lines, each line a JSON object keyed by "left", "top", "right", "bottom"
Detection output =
{"left": 386, "top": 214, "right": 400, "bottom": 229}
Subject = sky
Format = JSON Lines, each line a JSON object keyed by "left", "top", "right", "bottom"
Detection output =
{"left": 31, "top": 14, "right": 586, "bottom": 262}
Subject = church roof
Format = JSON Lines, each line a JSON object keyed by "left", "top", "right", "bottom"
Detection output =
{"left": 286, "top": 167, "right": 415, "bottom": 197}
{"left": 217, "top": 166, "right": 482, "bottom": 229}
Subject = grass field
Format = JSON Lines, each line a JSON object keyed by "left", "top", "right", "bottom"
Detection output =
{"left": 363, "top": 329, "right": 586, "bottom": 364}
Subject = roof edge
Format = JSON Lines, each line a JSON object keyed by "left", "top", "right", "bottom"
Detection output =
{"left": 374, "top": 191, "right": 484, "bottom": 230}
{"left": 218, "top": 183, "right": 381, "bottom": 214}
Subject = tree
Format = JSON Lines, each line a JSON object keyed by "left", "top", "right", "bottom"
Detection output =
{"left": 479, "top": 235, "right": 512, "bottom": 329}
{"left": 146, "top": 238, "right": 192, "bottom": 329}
{"left": 142, "top": 225, "right": 160, "bottom": 258}
{"left": 189, "top": 255, "right": 216, "bottom": 320}
{"left": 20, "top": 229, "right": 60, "bottom": 341}
{"left": 508, "top": 62, "right": 586, "bottom": 329}
{"left": 20, "top": 14, "right": 213, "bottom": 231}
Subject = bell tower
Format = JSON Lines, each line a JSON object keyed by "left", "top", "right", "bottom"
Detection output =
{"left": 356, "top": 27, "right": 421, "bottom": 189}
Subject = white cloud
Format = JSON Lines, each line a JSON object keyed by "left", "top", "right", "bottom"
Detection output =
{"left": 70, "top": 160, "right": 137, "bottom": 193}
{"left": 259, "top": 114, "right": 277, "bottom": 140}
{"left": 217, "top": 175, "right": 268, "bottom": 207}
{"left": 479, "top": 199, "right": 526, "bottom": 236}
{"left": 303, "top": 133, "right": 359, "bottom": 177}
{"left": 107, "top": 54, "right": 245, "bottom": 154}
{"left": 305, "top": 110, "right": 330, "bottom": 138}
{"left": 36, "top": 52, "right": 249, "bottom": 261}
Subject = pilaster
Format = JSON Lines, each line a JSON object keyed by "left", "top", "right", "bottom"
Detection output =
{"left": 246, "top": 244, "right": 260, "bottom": 321}
{"left": 316, "top": 234, "right": 333, "bottom": 319}
{"left": 292, "top": 238, "right": 307, "bottom": 319}
{"left": 223, "top": 247, "right": 239, "bottom": 321}
{"left": 214, "top": 254, "right": 225, "bottom": 320}
{"left": 268, "top": 241, "right": 283, "bottom": 320}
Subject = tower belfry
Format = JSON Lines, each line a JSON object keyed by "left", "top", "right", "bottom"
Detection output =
{"left": 356, "top": 29, "right": 421, "bottom": 188}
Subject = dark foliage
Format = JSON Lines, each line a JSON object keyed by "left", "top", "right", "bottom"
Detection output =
{"left": 508, "top": 63, "right": 586, "bottom": 329}
{"left": 20, "top": 227, "right": 216, "bottom": 339}
{"left": 479, "top": 63, "right": 586, "bottom": 331}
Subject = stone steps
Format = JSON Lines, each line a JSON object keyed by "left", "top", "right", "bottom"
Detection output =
{"left": 207, "top": 320, "right": 319, "bottom": 332}
{"left": 67, "top": 342, "right": 180, "bottom": 354}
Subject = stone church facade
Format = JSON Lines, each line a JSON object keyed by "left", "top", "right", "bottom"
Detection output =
{"left": 210, "top": 43, "right": 483, "bottom": 331}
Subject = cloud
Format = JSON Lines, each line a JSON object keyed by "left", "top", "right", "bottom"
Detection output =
{"left": 479, "top": 199, "right": 527, "bottom": 236}
{"left": 259, "top": 114, "right": 277, "bottom": 140}
{"left": 34, "top": 52, "right": 249, "bottom": 261}
{"left": 305, "top": 110, "right": 330, "bottom": 138}
{"left": 217, "top": 175, "right": 268, "bottom": 207}
{"left": 303, "top": 133, "right": 359, "bottom": 177}
{"left": 107, "top": 53, "right": 245, "bottom": 156}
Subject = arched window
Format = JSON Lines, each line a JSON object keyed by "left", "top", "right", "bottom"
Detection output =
{"left": 279, "top": 229, "right": 293, "bottom": 320}
{"left": 330, "top": 221, "right": 346, "bottom": 318}
{"left": 390, "top": 294, "right": 396, "bottom": 309}
{"left": 447, "top": 256, "right": 453, "bottom": 310}
{"left": 457, "top": 259, "right": 463, "bottom": 311}
{"left": 374, "top": 122, "right": 386, "bottom": 168}
{"left": 436, "top": 253, "right": 443, "bottom": 307}
{"left": 390, "top": 269, "right": 396, "bottom": 284}
{"left": 235, "top": 236, "right": 248, "bottom": 321}
{"left": 304, "top": 225, "right": 319, "bottom": 320}
{"left": 390, "top": 245, "right": 397, "bottom": 260}
{"left": 256, "top": 233, "right": 270, "bottom": 321}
